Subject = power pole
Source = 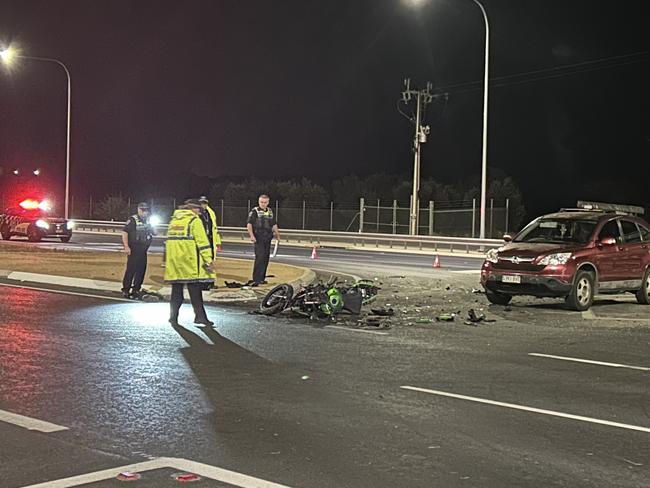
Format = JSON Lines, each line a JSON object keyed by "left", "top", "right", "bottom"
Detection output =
{"left": 401, "top": 78, "right": 434, "bottom": 236}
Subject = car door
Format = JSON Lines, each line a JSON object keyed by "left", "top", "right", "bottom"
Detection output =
{"left": 618, "top": 219, "right": 646, "bottom": 286}
{"left": 593, "top": 218, "right": 625, "bottom": 288}
{"left": 637, "top": 221, "right": 650, "bottom": 273}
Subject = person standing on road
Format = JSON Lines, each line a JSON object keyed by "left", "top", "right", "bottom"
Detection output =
{"left": 165, "top": 199, "right": 217, "bottom": 327}
{"left": 198, "top": 196, "right": 222, "bottom": 288}
{"left": 246, "top": 194, "right": 280, "bottom": 286}
{"left": 121, "top": 202, "right": 155, "bottom": 299}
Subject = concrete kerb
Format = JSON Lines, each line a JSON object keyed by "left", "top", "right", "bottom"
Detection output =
{"left": 0, "top": 267, "right": 317, "bottom": 304}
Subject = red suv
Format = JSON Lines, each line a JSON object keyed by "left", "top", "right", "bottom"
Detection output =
{"left": 480, "top": 202, "right": 650, "bottom": 311}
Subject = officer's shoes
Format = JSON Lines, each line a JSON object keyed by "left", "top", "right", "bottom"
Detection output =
{"left": 121, "top": 290, "right": 131, "bottom": 299}
{"left": 131, "top": 291, "right": 144, "bottom": 300}
{"left": 194, "top": 318, "right": 214, "bottom": 327}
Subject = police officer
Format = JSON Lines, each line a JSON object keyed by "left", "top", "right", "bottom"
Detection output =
{"left": 165, "top": 199, "right": 216, "bottom": 327}
{"left": 121, "top": 202, "right": 155, "bottom": 299}
{"left": 198, "top": 196, "right": 222, "bottom": 258}
{"left": 246, "top": 194, "right": 280, "bottom": 285}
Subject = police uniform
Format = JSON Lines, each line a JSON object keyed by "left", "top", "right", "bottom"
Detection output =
{"left": 121, "top": 203, "right": 154, "bottom": 298}
{"left": 165, "top": 200, "right": 215, "bottom": 326}
{"left": 247, "top": 205, "right": 276, "bottom": 284}
{"left": 198, "top": 196, "right": 222, "bottom": 259}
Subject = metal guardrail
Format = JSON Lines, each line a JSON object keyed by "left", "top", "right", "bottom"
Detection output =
{"left": 73, "top": 220, "right": 503, "bottom": 254}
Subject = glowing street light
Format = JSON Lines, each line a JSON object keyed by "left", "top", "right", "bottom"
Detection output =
{"left": 0, "top": 45, "right": 72, "bottom": 219}
{"left": 33, "top": 169, "right": 41, "bottom": 176}
{"left": 407, "top": 0, "right": 491, "bottom": 239}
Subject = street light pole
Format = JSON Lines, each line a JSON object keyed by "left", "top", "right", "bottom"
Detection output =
{"left": 0, "top": 51, "right": 72, "bottom": 219}
{"left": 470, "top": 0, "right": 490, "bottom": 239}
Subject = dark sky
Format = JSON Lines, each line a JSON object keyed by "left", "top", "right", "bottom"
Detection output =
{"left": 1, "top": 0, "right": 649, "bottom": 215}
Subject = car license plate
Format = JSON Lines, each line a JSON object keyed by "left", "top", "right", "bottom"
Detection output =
{"left": 502, "top": 275, "right": 521, "bottom": 284}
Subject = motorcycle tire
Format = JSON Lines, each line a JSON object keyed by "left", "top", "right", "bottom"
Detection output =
{"left": 260, "top": 284, "right": 294, "bottom": 315}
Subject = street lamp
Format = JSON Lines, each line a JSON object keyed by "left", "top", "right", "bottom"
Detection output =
{"left": 407, "top": 0, "right": 490, "bottom": 239}
{"left": 0, "top": 46, "right": 72, "bottom": 219}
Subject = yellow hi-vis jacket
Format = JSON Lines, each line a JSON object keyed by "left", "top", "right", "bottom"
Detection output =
{"left": 205, "top": 205, "right": 222, "bottom": 248}
{"left": 164, "top": 209, "right": 215, "bottom": 284}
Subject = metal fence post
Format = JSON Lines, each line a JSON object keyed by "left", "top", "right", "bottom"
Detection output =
{"left": 330, "top": 201, "right": 333, "bottom": 231}
{"left": 71, "top": 195, "right": 75, "bottom": 218}
{"left": 392, "top": 200, "right": 397, "bottom": 234}
{"left": 275, "top": 200, "right": 279, "bottom": 224}
{"left": 472, "top": 198, "right": 476, "bottom": 238}
{"left": 359, "top": 197, "right": 365, "bottom": 233}
{"left": 89, "top": 195, "right": 93, "bottom": 219}
{"left": 505, "top": 198, "right": 510, "bottom": 234}
{"left": 489, "top": 198, "right": 494, "bottom": 238}
{"left": 428, "top": 200, "right": 434, "bottom": 236}
{"left": 376, "top": 199, "right": 380, "bottom": 232}
{"left": 220, "top": 199, "right": 224, "bottom": 225}
{"left": 302, "top": 200, "right": 306, "bottom": 230}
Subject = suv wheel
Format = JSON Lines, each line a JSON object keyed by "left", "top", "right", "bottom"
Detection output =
{"left": 565, "top": 270, "right": 595, "bottom": 311}
{"left": 635, "top": 268, "right": 650, "bottom": 305}
{"left": 485, "top": 289, "right": 512, "bottom": 306}
{"left": 1, "top": 225, "right": 11, "bottom": 240}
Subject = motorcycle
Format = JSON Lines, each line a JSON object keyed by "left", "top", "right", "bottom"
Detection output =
{"left": 259, "top": 278, "right": 379, "bottom": 320}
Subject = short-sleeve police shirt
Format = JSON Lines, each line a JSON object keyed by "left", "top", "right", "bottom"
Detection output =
{"left": 247, "top": 207, "right": 276, "bottom": 238}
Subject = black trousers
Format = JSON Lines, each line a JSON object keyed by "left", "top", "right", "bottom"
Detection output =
{"left": 253, "top": 237, "right": 272, "bottom": 283}
{"left": 122, "top": 245, "right": 148, "bottom": 293}
{"left": 170, "top": 283, "right": 208, "bottom": 322}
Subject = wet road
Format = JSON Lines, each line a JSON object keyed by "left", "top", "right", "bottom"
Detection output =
{"left": 1, "top": 285, "right": 649, "bottom": 487}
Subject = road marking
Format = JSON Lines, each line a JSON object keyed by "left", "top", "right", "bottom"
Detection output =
{"left": 401, "top": 386, "right": 650, "bottom": 434}
{"left": 0, "top": 409, "right": 68, "bottom": 433}
{"left": 0, "top": 282, "right": 131, "bottom": 302}
{"left": 528, "top": 353, "right": 650, "bottom": 371}
{"left": 325, "top": 325, "right": 389, "bottom": 335}
{"left": 20, "top": 456, "right": 293, "bottom": 487}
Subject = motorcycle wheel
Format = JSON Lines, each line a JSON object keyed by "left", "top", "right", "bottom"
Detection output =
{"left": 260, "top": 284, "right": 294, "bottom": 315}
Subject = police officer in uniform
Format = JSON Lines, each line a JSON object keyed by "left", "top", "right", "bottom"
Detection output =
{"left": 165, "top": 199, "right": 216, "bottom": 326}
{"left": 246, "top": 194, "right": 280, "bottom": 285}
{"left": 198, "top": 196, "right": 222, "bottom": 258}
{"left": 121, "top": 202, "right": 155, "bottom": 299}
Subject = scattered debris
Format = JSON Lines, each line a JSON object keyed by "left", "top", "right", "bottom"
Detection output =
{"left": 301, "top": 375, "right": 310, "bottom": 380}
{"left": 225, "top": 281, "right": 246, "bottom": 288}
{"left": 471, "top": 288, "right": 484, "bottom": 294}
{"left": 370, "top": 307, "right": 395, "bottom": 316}
{"left": 436, "top": 313, "right": 456, "bottom": 322}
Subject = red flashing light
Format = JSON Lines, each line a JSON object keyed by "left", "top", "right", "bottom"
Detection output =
{"left": 19, "top": 199, "right": 40, "bottom": 210}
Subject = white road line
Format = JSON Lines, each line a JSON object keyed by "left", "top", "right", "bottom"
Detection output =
{"left": 0, "top": 282, "right": 131, "bottom": 302}
{"left": 325, "top": 325, "right": 389, "bottom": 335}
{"left": 0, "top": 409, "right": 68, "bottom": 433}
{"left": 529, "top": 353, "right": 650, "bottom": 371}
{"left": 401, "top": 386, "right": 650, "bottom": 434}
{"left": 20, "top": 456, "right": 293, "bottom": 488}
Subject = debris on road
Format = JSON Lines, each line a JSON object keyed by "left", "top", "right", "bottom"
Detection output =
{"left": 370, "top": 307, "right": 395, "bottom": 316}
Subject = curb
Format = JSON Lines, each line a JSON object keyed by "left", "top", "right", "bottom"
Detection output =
{"left": 0, "top": 268, "right": 317, "bottom": 304}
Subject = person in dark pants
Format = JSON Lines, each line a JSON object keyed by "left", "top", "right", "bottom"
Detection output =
{"left": 121, "top": 202, "right": 154, "bottom": 299}
{"left": 246, "top": 194, "right": 280, "bottom": 285}
{"left": 165, "top": 199, "right": 217, "bottom": 327}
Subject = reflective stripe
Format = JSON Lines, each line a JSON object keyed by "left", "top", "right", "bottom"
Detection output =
{"left": 167, "top": 236, "right": 195, "bottom": 241}
{"left": 197, "top": 244, "right": 212, "bottom": 251}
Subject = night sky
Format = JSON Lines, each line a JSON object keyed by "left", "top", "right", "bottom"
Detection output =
{"left": 1, "top": 0, "right": 649, "bottom": 217}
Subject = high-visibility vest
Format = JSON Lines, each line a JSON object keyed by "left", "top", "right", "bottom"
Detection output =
{"left": 164, "top": 209, "right": 215, "bottom": 283}
{"left": 205, "top": 205, "right": 221, "bottom": 247}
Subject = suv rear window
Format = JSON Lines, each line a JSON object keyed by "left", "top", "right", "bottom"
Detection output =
{"left": 515, "top": 218, "right": 596, "bottom": 244}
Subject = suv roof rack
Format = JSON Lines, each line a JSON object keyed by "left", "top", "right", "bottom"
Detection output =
{"left": 569, "top": 200, "right": 646, "bottom": 216}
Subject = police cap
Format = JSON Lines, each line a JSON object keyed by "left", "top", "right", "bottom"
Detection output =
{"left": 137, "top": 202, "right": 150, "bottom": 210}
{"left": 184, "top": 198, "right": 203, "bottom": 209}
{"left": 198, "top": 195, "right": 209, "bottom": 203}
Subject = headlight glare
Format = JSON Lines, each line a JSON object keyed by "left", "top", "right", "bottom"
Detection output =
{"left": 35, "top": 219, "right": 49, "bottom": 229}
{"left": 486, "top": 248, "right": 499, "bottom": 263}
{"left": 66, "top": 221, "right": 75, "bottom": 230}
{"left": 539, "top": 252, "right": 572, "bottom": 266}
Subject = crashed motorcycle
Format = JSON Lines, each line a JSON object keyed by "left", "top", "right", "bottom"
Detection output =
{"left": 259, "top": 278, "right": 379, "bottom": 319}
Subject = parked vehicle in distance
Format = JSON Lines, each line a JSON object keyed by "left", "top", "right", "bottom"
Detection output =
{"left": 0, "top": 199, "right": 74, "bottom": 243}
{"left": 481, "top": 201, "right": 650, "bottom": 311}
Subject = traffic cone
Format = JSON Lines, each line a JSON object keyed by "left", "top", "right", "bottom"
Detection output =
{"left": 310, "top": 246, "right": 318, "bottom": 260}
{"left": 433, "top": 254, "right": 441, "bottom": 268}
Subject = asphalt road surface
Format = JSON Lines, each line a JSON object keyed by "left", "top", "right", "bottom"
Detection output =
{"left": 2, "top": 231, "right": 485, "bottom": 278}
{"left": 1, "top": 283, "right": 649, "bottom": 487}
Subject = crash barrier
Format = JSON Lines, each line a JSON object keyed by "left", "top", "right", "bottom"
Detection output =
{"left": 74, "top": 220, "right": 503, "bottom": 254}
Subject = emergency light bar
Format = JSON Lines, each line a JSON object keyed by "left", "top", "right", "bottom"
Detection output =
{"left": 19, "top": 199, "right": 51, "bottom": 211}
{"left": 576, "top": 200, "right": 645, "bottom": 216}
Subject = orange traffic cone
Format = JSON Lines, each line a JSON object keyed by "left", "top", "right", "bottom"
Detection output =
{"left": 433, "top": 254, "right": 441, "bottom": 268}
{"left": 310, "top": 246, "right": 318, "bottom": 260}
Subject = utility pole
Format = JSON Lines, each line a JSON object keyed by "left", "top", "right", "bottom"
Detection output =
{"left": 400, "top": 78, "right": 434, "bottom": 236}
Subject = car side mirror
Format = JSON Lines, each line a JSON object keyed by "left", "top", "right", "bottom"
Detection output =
{"left": 503, "top": 234, "right": 513, "bottom": 242}
{"left": 598, "top": 236, "right": 617, "bottom": 246}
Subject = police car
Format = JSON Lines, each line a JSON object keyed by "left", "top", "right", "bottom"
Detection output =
{"left": 0, "top": 199, "right": 74, "bottom": 242}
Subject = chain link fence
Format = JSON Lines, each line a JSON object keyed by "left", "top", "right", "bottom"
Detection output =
{"left": 54, "top": 194, "right": 511, "bottom": 238}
